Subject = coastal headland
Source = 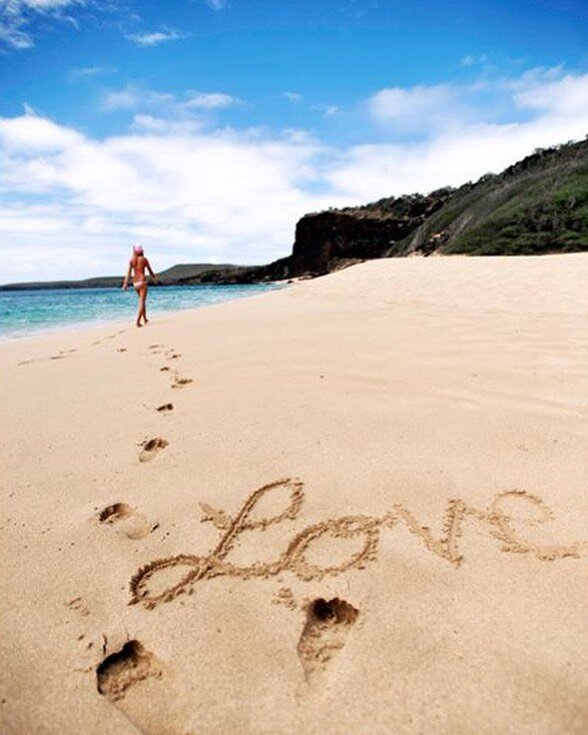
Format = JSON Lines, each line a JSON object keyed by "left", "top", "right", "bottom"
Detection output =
{"left": 1, "top": 254, "right": 587, "bottom": 734}
{"left": 2, "top": 137, "right": 587, "bottom": 293}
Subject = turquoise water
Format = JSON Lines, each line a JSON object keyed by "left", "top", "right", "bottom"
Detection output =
{"left": 0, "top": 284, "right": 280, "bottom": 341}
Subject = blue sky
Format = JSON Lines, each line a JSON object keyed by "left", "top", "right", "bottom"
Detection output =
{"left": 1, "top": 0, "right": 587, "bottom": 281}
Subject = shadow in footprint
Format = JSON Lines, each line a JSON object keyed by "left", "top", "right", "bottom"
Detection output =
{"left": 139, "top": 437, "right": 169, "bottom": 462}
{"left": 99, "top": 503, "right": 153, "bottom": 540}
{"left": 297, "top": 598, "right": 359, "bottom": 686}
{"left": 97, "top": 640, "right": 162, "bottom": 702}
{"left": 156, "top": 403, "right": 173, "bottom": 413}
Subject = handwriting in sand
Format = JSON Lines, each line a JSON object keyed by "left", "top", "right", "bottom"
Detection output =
{"left": 130, "top": 479, "right": 586, "bottom": 609}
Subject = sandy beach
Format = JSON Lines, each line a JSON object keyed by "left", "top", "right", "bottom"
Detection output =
{"left": 1, "top": 254, "right": 587, "bottom": 735}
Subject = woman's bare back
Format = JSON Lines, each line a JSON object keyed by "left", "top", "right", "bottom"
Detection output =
{"left": 130, "top": 254, "right": 148, "bottom": 285}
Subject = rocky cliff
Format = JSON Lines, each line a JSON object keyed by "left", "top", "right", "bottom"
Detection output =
{"left": 289, "top": 189, "right": 454, "bottom": 276}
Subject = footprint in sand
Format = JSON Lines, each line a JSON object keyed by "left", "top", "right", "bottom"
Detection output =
{"left": 97, "top": 640, "right": 162, "bottom": 702}
{"left": 297, "top": 597, "right": 359, "bottom": 686}
{"left": 139, "top": 437, "right": 169, "bottom": 462}
{"left": 117, "top": 347, "right": 127, "bottom": 353}
{"left": 97, "top": 640, "right": 191, "bottom": 735}
{"left": 98, "top": 503, "right": 154, "bottom": 540}
{"left": 160, "top": 366, "right": 171, "bottom": 372}
{"left": 66, "top": 596, "right": 90, "bottom": 617}
{"left": 156, "top": 403, "right": 174, "bottom": 413}
{"left": 171, "top": 374, "right": 193, "bottom": 389}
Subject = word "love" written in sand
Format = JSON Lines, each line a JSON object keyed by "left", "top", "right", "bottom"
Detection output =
{"left": 130, "top": 479, "right": 586, "bottom": 609}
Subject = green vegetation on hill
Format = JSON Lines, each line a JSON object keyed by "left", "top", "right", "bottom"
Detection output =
{"left": 396, "top": 138, "right": 588, "bottom": 256}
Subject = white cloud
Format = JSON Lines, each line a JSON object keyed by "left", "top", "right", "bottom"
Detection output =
{"left": 283, "top": 92, "right": 303, "bottom": 104}
{"left": 513, "top": 71, "right": 588, "bottom": 115}
{"left": 366, "top": 69, "right": 588, "bottom": 138}
{"left": 0, "top": 0, "right": 82, "bottom": 49}
{"left": 101, "top": 87, "right": 238, "bottom": 128}
{"left": 1, "top": 67, "right": 588, "bottom": 282}
{"left": 206, "top": 0, "right": 228, "bottom": 10}
{"left": 313, "top": 103, "right": 339, "bottom": 117}
{"left": 369, "top": 84, "right": 462, "bottom": 134}
{"left": 461, "top": 54, "right": 488, "bottom": 67}
{"left": 184, "top": 92, "right": 237, "bottom": 110}
{"left": 0, "top": 1, "right": 186, "bottom": 50}
{"left": 102, "top": 90, "right": 139, "bottom": 110}
{"left": 131, "top": 114, "right": 202, "bottom": 135}
{"left": 9, "top": 1, "right": 77, "bottom": 8}
{"left": 102, "top": 88, "right": 174, "bottom": 111}
{"left": 71, "top": 65, "right": 116, "bottom": 77}
{"left": 0, "top": 21, "right": 33, "bottom": 48}
{"left": 0, "top": 110, "right": 82, "bottom": 150}
{"left": 0, "top": 113, "right": 344, "bottom": 280}
{"left": 125, "top": 29, "right": 184, "bottom": 47}
{"left": 326, "top": 71, "right": 588, "bottom": 200}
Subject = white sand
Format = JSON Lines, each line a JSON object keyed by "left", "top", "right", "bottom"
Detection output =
{"left": 1, "top": 254, "right": 587, "bottom": 734}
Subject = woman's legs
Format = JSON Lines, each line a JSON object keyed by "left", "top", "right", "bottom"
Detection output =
{"left": 141, "top": 284, "right": 149, "bottom": 324}
{"left": 136, "top": 284, "right": 148, "bottom": 326}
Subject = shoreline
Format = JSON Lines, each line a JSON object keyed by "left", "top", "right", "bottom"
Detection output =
{"left": 2, "top": 254, "right": 587, "bottom": 735}
{"left": 0, "top": 281, "right": 287, "bottom": 347}
{"left": 0, "top": 316, "right": 132, "bottom": 345}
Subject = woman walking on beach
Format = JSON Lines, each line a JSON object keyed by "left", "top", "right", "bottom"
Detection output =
{"left": 122, "top": 244, "right": 158, "bottom": 327}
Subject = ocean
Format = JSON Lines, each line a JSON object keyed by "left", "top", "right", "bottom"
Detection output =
{"left": 0, "top": 283, "right": 280, "bottom": 341}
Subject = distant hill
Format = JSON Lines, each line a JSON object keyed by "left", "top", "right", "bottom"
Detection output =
{"left": 156, "top": 263, "right": 241, "bottom": 283}
{"left": 0, "top": 263, "right": 242, "bottom": 291}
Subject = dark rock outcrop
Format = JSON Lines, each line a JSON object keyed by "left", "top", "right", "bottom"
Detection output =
{"left": 290, "top": 190, "right": 454, "bottom": 276}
